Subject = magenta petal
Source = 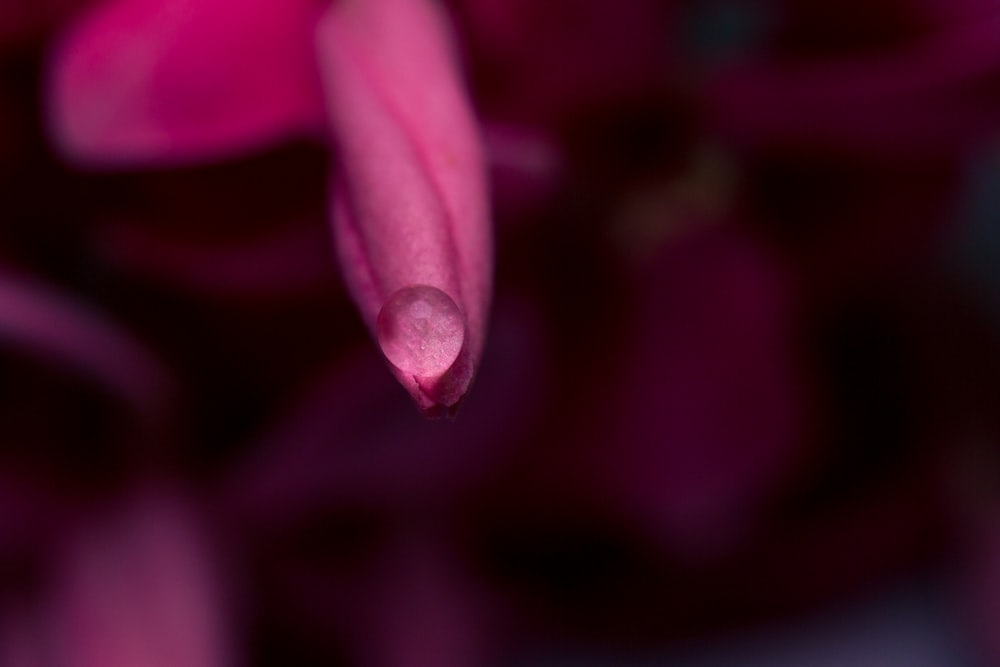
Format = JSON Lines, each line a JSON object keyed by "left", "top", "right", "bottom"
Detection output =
{"left": 583, "top": 228, "right": 809, "bottom": 560}
{"left": 482, "top": 121, "right": 563, "bottom": 219}
{"left": 0, "top": 271, "right": 171, "bottom": 418}
{"left": 48, "top": 493, "right": 232, "bottom": 667}
{"left": 46, "top": 0, "right": 325, "bottom": 165}
{"left": 316, "top": 0, "right": 492, "bottom": 414}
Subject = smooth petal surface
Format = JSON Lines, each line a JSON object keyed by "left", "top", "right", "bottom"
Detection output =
{"left": 47, "top": 0, "right": 325, "bottom": 165}
{"left": 48, "top": 492, "right": 232, "bottom": 667}
{"left": 316, "top": 0, "right": 492, "bottom": 415}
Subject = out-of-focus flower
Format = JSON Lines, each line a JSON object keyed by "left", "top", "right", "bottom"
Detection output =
{"left": 576, "top": 228, "right": 811, "bottom": 560}
{"left": 0, "top": 269, "right": 170, "bottom": 418}
{"left": 1, "top": 489, "right": 232, "bottom": 667}
{"left": 47, "top": 0, "right": 492, "bottom": 415}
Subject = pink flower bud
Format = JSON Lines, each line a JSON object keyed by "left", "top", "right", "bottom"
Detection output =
{"left": 316, "top": 0, "right": 491, "bottom": 415}
{"left": 47, "top": 0, "right": 325, "bottom": 165}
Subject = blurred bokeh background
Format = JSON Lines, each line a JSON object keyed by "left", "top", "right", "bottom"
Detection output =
{"left": 2, "top": 0, "right": 1000, "bottom": 664}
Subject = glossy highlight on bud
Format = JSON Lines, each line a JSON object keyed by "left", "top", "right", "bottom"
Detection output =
{"left": 377, "top": 285, "right": 465, "bottom": 379}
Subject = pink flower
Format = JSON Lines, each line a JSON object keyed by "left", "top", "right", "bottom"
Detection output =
{"left": 46, "top": 0, "right": 492, "bottom": 415}
{"left": 0, "top": 269, "right": 171, "bottom": 418}
{"left": 1, "top": 490, "right": 233, "bottom": 667}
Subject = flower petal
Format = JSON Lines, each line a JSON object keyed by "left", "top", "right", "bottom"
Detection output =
{"left": 46, "top": 0, "right": 325, "bottom": 166}
{"left": 582, "top": 228, "right": 809, "bottom": 561}
{"left": 316, "top": 0, "right": 492, "bottom": 415}
{"left": 49, "top": 492, "right": 232, "bottom": 667}
{"left": 0, "top": 270, "right": 171, "bottom": 419}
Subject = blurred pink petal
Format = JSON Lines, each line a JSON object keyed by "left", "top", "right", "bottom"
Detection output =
{"left": 584, "top": 228, "right": 810, "bottom": 560}
{"left": 0, "top": 271, "right": 171, "bottom": 418}
{"left": 48, "top": 492, "right": 232, "bottom": 667}
{"left": 317, "top": 0, "right": 491, "bottom": 415}
{"left": 482, "top": 122, "right": 564, "bottom": 219}
{"left": 0, "top": 610, "right": 46, "bottom": 667}
{"left": 46, "top": 0, "right": 325, "bottom": 165}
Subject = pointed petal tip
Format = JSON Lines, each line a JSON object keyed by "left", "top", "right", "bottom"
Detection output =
{"left": 46, "top": 0, "right": 327, "bottom": 167}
